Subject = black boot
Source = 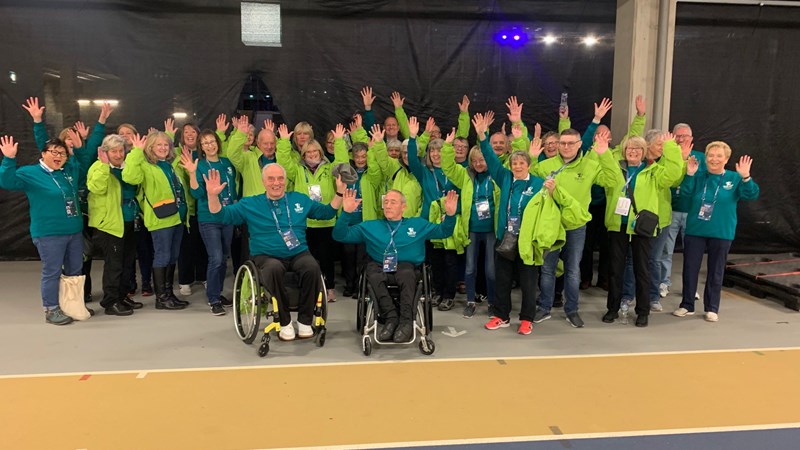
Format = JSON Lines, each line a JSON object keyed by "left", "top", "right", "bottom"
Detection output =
{"left": 165, "top": 264, "right": 189, "bottom": 306}
{"left": 154, "top": 267, "right": 185, "bottom": 310}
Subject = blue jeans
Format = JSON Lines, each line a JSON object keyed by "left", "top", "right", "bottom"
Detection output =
{"left": 662, "top": 211, "right": 688, "bottom": 287}
{"left": 649, "top": 228, "right": 670, "bottom": 301}
{"left": 150, "top": 224, "right": 183, "bottom": 268}
{"left": 32, "top": 232, "right": 84, "bottom": 309}
{"left": 539, "top": 225, "right": 586, "bottom": 315}
{"left": 199, "top": 222, "right": 233, "bottom": 304}
{"left": 465, "top": 231, "right": 496, "bottom": 304}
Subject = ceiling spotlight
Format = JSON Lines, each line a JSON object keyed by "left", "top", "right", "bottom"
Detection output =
{"left": 543, "top": 35, "right": 557, "bottom": 45}
{"left": 582, "top": 35, "right": 599, "bottom": 46}
{"left": 92, "top": 99, "right": 119, "bottom": 106}
{"left": 172, "top": 112, "right": 188, "bottom": 119}
{"left": 77, "top": 99, "right": 91, "bottom": 106}
{"left": 513, "top": 35, "right": 520, "bottom": 41}
{"left": 501, "top": 34, "right": 508, "bottom": 40}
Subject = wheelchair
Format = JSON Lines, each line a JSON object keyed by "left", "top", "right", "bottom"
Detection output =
{"left": 232, "top": 260, "right": 327, "bottom": 357}
{"left": 356, "top": 264, "right": 435, "bottom": 356}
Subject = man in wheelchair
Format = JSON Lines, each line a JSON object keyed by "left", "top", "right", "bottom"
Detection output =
{"left": 204, "top": 164, "right": 344, "bottom": 341}
{"left": 333, "top": 188, "right": 458, "bottom": 342}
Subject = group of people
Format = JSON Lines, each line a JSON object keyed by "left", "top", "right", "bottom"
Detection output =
{"left": 0, "top": 89, "right": 758, "bottom": 339}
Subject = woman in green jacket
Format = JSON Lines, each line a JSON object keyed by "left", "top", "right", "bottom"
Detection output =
{"left": 122, "top": 132, "right": 189, "bottom": 311}
{"left": 88, "top": 134, "right": 140, "bottom": 316}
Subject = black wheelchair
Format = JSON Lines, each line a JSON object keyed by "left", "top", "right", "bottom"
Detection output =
{"left": 232, "top": 260, "right": 327, "bottom": 357}
{"left": 356, "top": 264, "right": 435, "bottom": 356}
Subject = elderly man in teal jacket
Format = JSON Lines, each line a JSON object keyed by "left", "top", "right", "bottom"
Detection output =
{"left": 333, "top": 188, "right": 458, "bottom": 343}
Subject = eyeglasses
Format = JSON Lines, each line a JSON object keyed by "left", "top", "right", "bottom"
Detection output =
{"left": 200, "top": 140, "right": 217, "bottom": 147}
{"left": 675, "top": 134, "right": 692, "bottom": 139}
{"left": 558, "top": 141, "right": 581, "bottom": 147}
{"left": 46, "top": 149, "right": 68, "bottom": 158}
{"left": 544, "top": 141, "right": 558, "bottom": 146}
{"left": 627, "top": 146, "right": 644, "bottom": 151}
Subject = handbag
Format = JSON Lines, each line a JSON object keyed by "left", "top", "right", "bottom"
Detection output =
{"left": 495, "top": 231, "right": 519, "bottom": 261}
{"left": 59, "top": 274, "right": 91, "bottom": 320}
{"left": 149, "top": 198, "right": 179, "bottom": 219}
{"left": 627, "top": 177, "right": 659, "bottom": 237}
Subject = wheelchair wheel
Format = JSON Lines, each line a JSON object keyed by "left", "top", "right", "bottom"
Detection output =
{"left": 419, "top": 338, "right": 435, "bottom": 355}
{"left": 258, "top": 334, "right": 270, "bottom": 357}
{"left": 422, "top": 266, "right": 433, "bottom": 335}
{"left": 356, "top": 272, "right": 367, "bottom": 332}
{"left": 233, "top": 261, "right": 262, "bottom": 344}
{"left": 362, "top": 335, "right": 372, "bottom": 356}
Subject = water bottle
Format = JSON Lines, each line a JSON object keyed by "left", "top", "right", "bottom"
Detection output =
{"left": 620, "top": 299, "right": 630, "bottom": 325}
{"left": 559, "top": 92, "right": 568, "bottom": 114}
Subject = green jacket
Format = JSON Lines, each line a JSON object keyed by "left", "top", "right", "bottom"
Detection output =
{"left": 87, "top": 161, "right": 137, "bottom": 237}
{"left": 518, "top": 189, "right": 568, "bottom": 266}
{"left": 344, "top": 126, "right": 384, "bottom": 221}
{"left": 121, "top": 147, "right": 186, "bottom": 231}
{"left": 373, "top": 136, "right": 422, "bottom": 218}
{"left": 225, "top": 129, "right": 266, "bottom": 198}
{"left": 602, "top": 139, "right": 683, "bottom": 235}
{"left": 277, "top": 136, "right": 349, "bottom": 228}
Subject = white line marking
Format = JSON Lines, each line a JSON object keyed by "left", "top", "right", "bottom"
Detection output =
{"left": 136, "top": 372, "right": 147, "bottom": 379}
{"left": 2, "top": 346, "right": 800, "bottom": 380}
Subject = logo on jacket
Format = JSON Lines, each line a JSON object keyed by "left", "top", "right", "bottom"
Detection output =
{"left": 575, "top": 173, "right": 585, "bottom": 181}
{"left": 294, "top": 203, "right": 304, "bottom": 213}
{"left": 227, "top": 167, "right": 234, "bottom": 176}
{"left": 723, "top": 181, "right": 734, "bottom": 190}
{"left": 407, "top": 227, "right": 417, "bottom": 238}
{"left": 522, "top": 187, "right": 534, "bottom": 196}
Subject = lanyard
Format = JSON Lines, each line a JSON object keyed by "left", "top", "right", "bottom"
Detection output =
{"left": 476, "top": 175, "right": 492, "bottom": 199}
{"left": 701, "top": 173, "right": 723, "bottom": 205}
{"left": 548, "top": 162, "right": 569, "bottom": 179}
{"left": 431, "top": 168, "right": 448, "bottom": 196}
{"left": 40, "top": 164, "right": 75, "bottom": 203}
{"left": 384, "top": 219, "right": 403, "bottom": 254}
{"left": 206, "top": 160, "right": 232, "bottom": 200}
{"left": 507, "top": 179, "right": 529, "bottom": 218}
{"left": 269, "top": 197, "right": 293, "bottom": 233}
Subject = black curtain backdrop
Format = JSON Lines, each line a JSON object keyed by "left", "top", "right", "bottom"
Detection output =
{"left": 0, "top": 0, "right": 796, "bottom": 259}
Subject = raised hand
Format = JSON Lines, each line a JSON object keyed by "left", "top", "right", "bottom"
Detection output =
{"left": 74, "top": 121, "right": 89, "bottom": 140}
{"left": 370, "top": 124, "right": 385, "bottom": 144}
{"left": 335, "top": 174, "right": 346, "bottom": 195}
{"left": 262, "top": 118, "right": 275, "bottom": 132}
{"left": 594, "top": 129, "right": 611, "bottom": 154}
{"left": 98, "top": 102, "right": 114, "bottom": 124}
{"left": 332, "top": 123, "right": 346, "bottom": 140}
{"left": 425, "top": 117, "right": 437, "bottom": 135}
{"left": 361, "top": 86, "right": 375, "bottom": 110}
{"left": 594, "top": 97, "right": 613, "bottom": 121}
{"left": 0, "top": 135, "right": 19, "bottom": 158}
{"left": 661, "top": 132, "right": 675, "bottom": 143}
{"left": 559, "top": 104, "right": 569, "bottom": 119}
{"left": 277, "top": 123, "right": 292, "bottom": 140}
{"left": 444, "top": 127, "right": 456, "bottom": 144}
{"left": 237, "top": 115, "right": 250, "bottom": 134}
{"left": 204, "top": 169, "right": 228, "bottom": 196}
{"left": 66, "top": 128, "right": 83, "bottom": 149}
{"left": 180, "top": 149, "right": 198, "bottom": 173}
{"left": 164, "top": 118, "right": 177, "bottom": 135}
{"left": 736, "top": 155, "right": 753, "bottom": 178}
{"left": 679, "top": 135, "right": 694, "bottom": 159}
{"left": 349, "top": 113, "right": 362, "bottom": 133}
{"left": 471, "top": 113, "right": 486, "bottom": 138}
{"left": 22, "top": 97, "right": 45, "bottom": 122}
{"left": 97, "top": 148, "right": 109, "bottom": 164}
{"left": 408, "top": 116, "right": 419, "bottom": 137}
{"left": 131, "top": 133, "right": 147, "bottom": 149}
{"left": 686, "top": 156, "right": 699, "bottom": 176}
{"left": 390, "top": 91, "right": 405, "bottom": 109}
{"left": 484, "top": 110, "right": 495, "bottom": 129}
{"left": 506, "top": 96, "right": 523, "bottom": 123}
{"left": 443, "top": 190, "right": 459, "bottom": 216}
{"left": 342, "top": 188, "right": 362, "bottom": 213}
{"left": 458, "top": 95, "right": 470, "bottom": 113}
{"left": 216, "top": 113, "right": 229, "bottom": 133}
{"left": 533, "top": 122, "right": 542, "bottom": 141}
{"left": 511, "top": 123, "right": 523, "bottom": 140}
{"left": 529, "top": 137, "right": 543, "bottom": 159}
{"left": 543, "top": 178, "right": 556, "bottom": 195}
{"left": 147, "top": 127, "right": 158, "bottom": 135}
{"left": 635, "top": 95, "right": 646, "bottom": 116}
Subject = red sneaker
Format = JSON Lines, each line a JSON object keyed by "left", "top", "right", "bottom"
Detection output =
{"left": 485, "top": 316, "right": 510, "bottom": 330}
{"left": 517, "top": 320, "right": 533, "bottom": 335}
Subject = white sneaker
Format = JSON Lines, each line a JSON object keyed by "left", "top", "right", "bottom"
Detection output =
{"left": 695, "top": 292, "right": 700, "bottom": 300}
{"left": 297, "top": 322, "right": 314, "bottom": 339}
{"left": 278, "top": 322, "right": 296, "bottom": 341}
{"left": 705, "top": 312, "right": 719, "bottom": 322}
{"left": 672, "top": 307, "right": 695, "bottom": 317}
{"left": 659, "top": 283, "right": 669, "bottom": 298}
{"left": 650, "top": 301, "right": 663, "bottom": 312}
{"left": 179, "top": 284, "right": 192, "bottom": 295}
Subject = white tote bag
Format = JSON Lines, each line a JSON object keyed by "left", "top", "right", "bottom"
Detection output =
{"left": 59, "top": 274, "right": 91, "bottom": 321}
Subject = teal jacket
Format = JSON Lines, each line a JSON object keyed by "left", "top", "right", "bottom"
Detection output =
{"left": 680, "top": 170, "right": 759, "bottom": 241}
{"left": 121, "top": 147, "right": 188, "bottom": 231}
{"left": 672, "top": 150, "right": 707, "bottom": 213}
{"left": 213, "top": 191, "right": 337, "bottom": 259}
{"left": 0, "top": 157, "right": 85, "bottom": 238}
{"left": 441, "top": 141, "right": 500, "bottom": 240}
{"left": 189, "top": 157, "right": 238, "bottom": 223}
{"left": 333, "top": 213, "right": 456, "bottom": 266}
{"left": 87, "top": 161, "right": 138, "bottom": 237}
{"left": 602, "top": 139, "right": 683, "bottom": 235}
{"left": 345, "top": 126, "right": 384, "bottom": 222}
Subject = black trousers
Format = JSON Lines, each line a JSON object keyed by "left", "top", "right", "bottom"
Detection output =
{"left": 342, "top": 242, "right": 367, "bottom": 291}
{"left": 178, "top": 215, "right": 208, "bottom": 285}
{"left": 306, "top": 226, "right": 335, "bottom": 289}
{"left": 365, "top": 260, "right": 417, "bottom": 323}
{"left": 231, "top": 224, "right": 249, "bottom": 273}
{"left": 581, "top": 201, "right": 610, "bottom": 285}
{"left": 96, "top": 222, "right": 136, "bottom": 308}
{"left": 130, "top": 224, "right": 154, "bottom": 291}
{"left": 495, "top": 253, "right": 539, "bottom": 322}
{"left": 430, "top": 247, "right": 458, "bottom": 299}
{"left": 253, "top": 251, "right": 322, "bottom": 327}
{"left": 607, "top": 228, "right": 652, "bottom": 316}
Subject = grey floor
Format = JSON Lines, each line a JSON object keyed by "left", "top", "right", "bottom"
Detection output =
{"left": 1, "top": 254, "right": 799, "bottom": 376}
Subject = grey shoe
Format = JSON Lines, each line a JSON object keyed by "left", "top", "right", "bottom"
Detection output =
{"left": 463, "top": 302, "right": 477, "bottom": 318}
{"left": 45, "top": 307, "right": 74, "bottom": 325}
{"left": 650, "top": 300, "right": 663, "bottom": 312}
{"left": 438, "top": 298, "right": 455, "bottom": 311}
{"left": 533, "top": 309, "right": 551, "bottom": 323}
{"left": 566, "top": 312, "right": 584, "bottom": 328}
